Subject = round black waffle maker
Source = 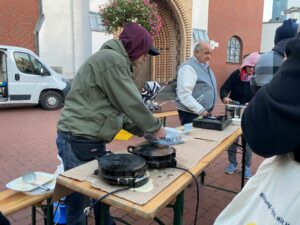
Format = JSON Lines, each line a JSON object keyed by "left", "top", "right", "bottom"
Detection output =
{"left": 96, "top": 153, "right": 149, "bottom": 188}
{"left": 127, "top": 143, "right": 177, "bottom": 169}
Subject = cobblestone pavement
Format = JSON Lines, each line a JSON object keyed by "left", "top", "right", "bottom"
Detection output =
{"left": 0, "top": 103, "right": 263, "bottom": 225}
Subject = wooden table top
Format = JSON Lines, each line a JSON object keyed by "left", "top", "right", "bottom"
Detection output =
{"left": 0, "top": 189, "right": 52, "bottom": 216}
{"left": 55, "top": 127, "right": 241, "bottom": 219}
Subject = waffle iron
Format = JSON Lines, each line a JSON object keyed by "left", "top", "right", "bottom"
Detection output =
{"left": 127, "top": 143, "right": 177, "bottom": 168}
{"left": 96, "top": 153, "right": 149, "bottom": 188}
{"left": 193, "top": 115, "right": 231, "bottom": 131}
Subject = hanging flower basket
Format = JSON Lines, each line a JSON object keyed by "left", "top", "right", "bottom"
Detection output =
{"left": 100, "top": 0, "right": 163, "bottom": 36}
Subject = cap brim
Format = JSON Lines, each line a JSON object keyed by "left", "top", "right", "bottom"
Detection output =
{"left": 148, "top": 47, "right": 160, "bottom": 56}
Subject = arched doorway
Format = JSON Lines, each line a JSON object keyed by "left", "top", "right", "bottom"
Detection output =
{"left": 134, "top": 0, "right": 192, "bottom": 89}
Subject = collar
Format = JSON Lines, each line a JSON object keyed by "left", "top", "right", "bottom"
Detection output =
{"left": 192, "top": 56, "right": 209, "bottom": 68}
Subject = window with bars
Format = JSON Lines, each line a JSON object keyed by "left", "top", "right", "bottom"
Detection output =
{"left": 89, "top": 12, "right": 106, "bottom": 32}
{"left": 226, "top": 36, "right": 242, "bottom": 63}
{"left": 193, "top": 29, "right": 209, "bottom": 43}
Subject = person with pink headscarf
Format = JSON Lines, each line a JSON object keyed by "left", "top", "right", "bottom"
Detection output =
{"left": 220, "top": 52, "right": 261, "bottom": 178}
{"left": 220, "top": 52, "right": 261, "bottom": 105}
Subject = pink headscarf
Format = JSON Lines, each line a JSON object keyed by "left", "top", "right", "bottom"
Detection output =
{"left": 241, "top": 52, "right": 261, "bottom": 69}
{"left": 240, "top": 52, "right": 261, "bottom": 82}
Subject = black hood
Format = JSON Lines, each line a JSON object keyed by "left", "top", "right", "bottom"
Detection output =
{"left": 272, "top": 37, "right": 293, "bottom": 56}
{"left": 242, "top": 34, "right": 300, "bottom": 157}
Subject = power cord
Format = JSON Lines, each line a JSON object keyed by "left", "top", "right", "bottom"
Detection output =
{"left": 174, "top": 166, "right": 200, "bottom": 225}
{"left": 84, "top": 166, "right": 199, "bottom": 225}
{"left": 54, "top": 203, "right": 61, "bottom": 225}
{"left": 83, "top": 186, "right": 131, "bottom": 216}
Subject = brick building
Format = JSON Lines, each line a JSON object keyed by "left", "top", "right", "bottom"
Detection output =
{"left": 0, "top": 0, "right": 264, "bottom": 90}
{"left": 0, "top": 0, "right": 39, "bottom": 52}
{"left": 208, "top": 0, "right": 264, "bottom": 89}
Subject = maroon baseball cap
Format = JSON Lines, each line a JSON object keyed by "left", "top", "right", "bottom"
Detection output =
{"left": 119, "top": 23, "right": 160, "bottom": 61}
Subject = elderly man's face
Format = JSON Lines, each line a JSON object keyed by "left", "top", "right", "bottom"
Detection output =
{"left": 195, "top": 43, "right": 213, "bottom": 64}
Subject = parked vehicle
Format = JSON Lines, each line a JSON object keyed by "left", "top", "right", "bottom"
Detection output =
{"left": 0, "top": 45, "right": 71, "bottom": 110}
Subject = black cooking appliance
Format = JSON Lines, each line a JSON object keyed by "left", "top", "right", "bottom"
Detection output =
{"left": 96, "top": 153, "right": 149, "bottom": 188}
{"left": 127, "top": 143, "right": 177, "bottom": 168}
{"left": 192, "top": 115, "right": 231, "bottom": 131}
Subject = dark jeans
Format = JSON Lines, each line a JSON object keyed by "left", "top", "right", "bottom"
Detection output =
{"left": 177, "top": 110, "right": 198, "bottom": 125}
{"left": 56, "top": 132, "right": 115, "bottom": 225}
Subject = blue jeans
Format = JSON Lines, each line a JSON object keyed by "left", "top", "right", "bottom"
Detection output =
{"left": 56, "top": 132, "right": 115, "bottom": 225}
{"left": 178, "top": 110, "right": 198, "bottom": 125}
{"left": 228, "top": 138, "right": 252, "bottom": 167}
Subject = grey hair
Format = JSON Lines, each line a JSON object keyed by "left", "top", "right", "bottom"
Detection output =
{"left": 194, "top": 41, "right": 210, "bottom": 53}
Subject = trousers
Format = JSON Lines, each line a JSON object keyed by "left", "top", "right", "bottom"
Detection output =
{"left": 56, "top": 132, "right": 115, "bottom": 225}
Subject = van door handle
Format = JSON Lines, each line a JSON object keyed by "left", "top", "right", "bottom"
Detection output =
{"left": 15, "top": 73, "right": 20, "bottom": 81}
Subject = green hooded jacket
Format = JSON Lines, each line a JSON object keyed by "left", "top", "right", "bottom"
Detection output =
{"left": 57, "top": 39, "right": 161, "bottom": 142}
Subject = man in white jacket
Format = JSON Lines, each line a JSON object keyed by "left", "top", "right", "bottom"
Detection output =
{"left": 176, "top": 41, "right": 217, "bottom": 125}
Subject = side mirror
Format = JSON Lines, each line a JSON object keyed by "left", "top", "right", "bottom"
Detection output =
{"left": 40, "top": 67, "right": 50, "bottom": 76}
{"left": 40, "top": 67, "right": 45, "bottom": 75}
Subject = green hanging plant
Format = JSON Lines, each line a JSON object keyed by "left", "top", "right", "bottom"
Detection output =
{"left": 100, "top": 0, "right": 163, "bottom": 36}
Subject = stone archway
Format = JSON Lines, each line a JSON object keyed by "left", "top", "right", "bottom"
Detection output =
{"left": 134, "top": 0, "right": 192, "bottom": 89}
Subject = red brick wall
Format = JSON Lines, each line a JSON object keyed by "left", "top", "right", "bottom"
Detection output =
{"left": 208, "top": 0, "right": 264, "bottom": 94}
{"left": 0, "top": 0, "right": 38, "bottom": 52}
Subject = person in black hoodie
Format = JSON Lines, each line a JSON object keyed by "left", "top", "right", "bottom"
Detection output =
{"left": 242, "top": 31, "right": 300, "bottom": 160}
{"left": 214, "top": 33, "right": 300, "bottom": 224}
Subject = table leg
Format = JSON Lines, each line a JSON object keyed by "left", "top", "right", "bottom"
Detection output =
{"left": 241, "top": 135, "right": 246, "bottom": 189}
{"left": 200, "top": 171, "right": 206, "bottom": 184}
{"left": 99, "top": 203, "right": 109, "bottom": 225}
{"left": 160, "top": 117, "right": 167, "bottom": 126}
{"left": 46, "top": 198, "right": 53, "bottom": 225}
{"left": 173, "top": 191, "right": 184, "bottom": 225}
{"left": 32, "top": 206, "right": 36, "bottom": 225}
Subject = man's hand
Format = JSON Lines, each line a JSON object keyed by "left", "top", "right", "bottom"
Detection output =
{"left": 153, "top": 126, "right": 166, "bottom": 139}
{"left": 200, "top": 110, "right": 209, "bottom": 116}
{"left": 222, "top": 97, "right": 232, "bottom": 104}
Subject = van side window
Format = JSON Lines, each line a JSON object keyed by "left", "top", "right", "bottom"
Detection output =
{"left": 0, "top": 51, "right": 7, "bottom": 82}
{"left": 0, "top": 51, "right": 8, "bottom": 97}
{"left": 14, "top": 52, "right": 50, "bottom": 75}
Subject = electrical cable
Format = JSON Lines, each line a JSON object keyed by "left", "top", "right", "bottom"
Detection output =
{"left": 54, "top": 204, "right": 61, "bottom": 225}
{"left": 53, "top": 201, "right": 61, "bottom": 225}
{"left": 174, "top": 166, "right": 200, "bottom": 225}
{"left": 83, "top": 186, "right": 131, "bottom": 216}
{"left": 83, "top": 161, "right": 199, "bottom": 224}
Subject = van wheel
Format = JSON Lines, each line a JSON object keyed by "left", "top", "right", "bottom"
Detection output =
{"left": 40, "top": 91, "right": 63, "bottom": 110}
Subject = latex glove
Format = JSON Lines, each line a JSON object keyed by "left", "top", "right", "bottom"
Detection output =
{"left": 150, "top": 127, "right": 184, "bottom": 146}
{"left": 152, "top": 126, "right": 166, "bottom": 139}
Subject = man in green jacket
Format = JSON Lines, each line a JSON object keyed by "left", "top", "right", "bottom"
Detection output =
{"left": 56, "top": 23, "right": 165, "bottom": 225}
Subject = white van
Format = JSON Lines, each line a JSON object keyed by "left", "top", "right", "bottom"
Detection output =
{"left": 0, "top": 45, "right": 71, "bottom": 110}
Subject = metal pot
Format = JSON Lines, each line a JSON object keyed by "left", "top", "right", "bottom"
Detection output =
{"left": 225, "top": 104, "right": 246, "bottom": 119}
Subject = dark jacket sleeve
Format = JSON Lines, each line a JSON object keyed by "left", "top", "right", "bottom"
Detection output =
{"left": 241, "top": 35, "right": 300, "bottom": 157}
{"left": 220, "top": 69, "right": 239, "bottom": 101}
{"left": 0, "top": 212, "right": 10, "bottom": 225}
